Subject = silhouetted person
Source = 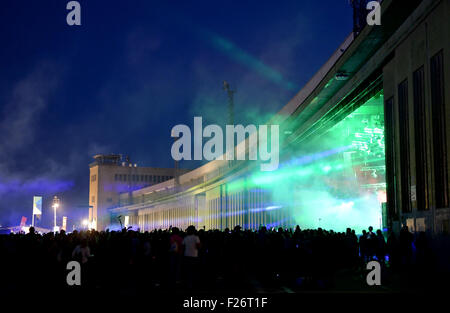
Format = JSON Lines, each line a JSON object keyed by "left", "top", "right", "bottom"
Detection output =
{"left": 345, "top": 228, "right": 358, "bottom": 267}
{"left": 169, "top": 227, "right": 183, "bottom": 285}
{"left": 182, "top": 225, "right": 201, "bottom": 288}
{"left": 366, "top": 226, "right": 376, "bottom": 260}
{"left": 399, "top": 225, "right": 414, "bottom": 268}
{"left": 375, "top": 229, "right": 386, "bottom": 263}
{"left": 360, "top": 230, "right": 368, "bottom": 261}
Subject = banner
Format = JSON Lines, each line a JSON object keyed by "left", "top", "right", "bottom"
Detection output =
{"left": 20, "top": 216, "right": 27, "bottom": 227}
{"left": 62, "top": 216, "right": 67, "bottom": 231}
{"left": 33, "top": 196, "right": 42, "bottom": 220}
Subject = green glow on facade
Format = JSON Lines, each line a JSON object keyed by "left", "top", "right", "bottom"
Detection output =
{"left": 289, "top": 92, "right": 386, "bottom": 233}
{"left": 237, "top": 92, "right": 387, "bottom": 233}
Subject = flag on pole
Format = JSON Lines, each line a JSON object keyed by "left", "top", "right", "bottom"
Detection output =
{"left": 33, "top": 196, "right": 42, "bottom": 220}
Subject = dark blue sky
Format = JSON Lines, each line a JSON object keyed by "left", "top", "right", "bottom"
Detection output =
{"left": 0, "top": 0, "right": 352, "bottom": 227}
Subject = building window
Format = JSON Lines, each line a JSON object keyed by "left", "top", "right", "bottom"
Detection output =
{"left": 385, "top": 97, "right": 397, "bottom": 219}
{"left": 398, "top": 79, "right": 411, "bottom": 213}
{"left": 91, "top": 175, "right": 97, "bottom": 182}
{"left": 91, "top": 196, "right": 95, "bottom": 204}
{"left": 413, "top": 66, "right": 429, "bottom": 210}
{"left": 114, "top": 174, "right": 118, "bottom": 181}
{"left": 430, "top": 50, "right": 448, "bottom": 208}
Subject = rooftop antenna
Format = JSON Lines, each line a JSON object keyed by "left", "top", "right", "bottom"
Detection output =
{"left": 172, "top": 129, "right": 180, "bottom": 192}
{"left": 223, "top": 81, "right": 235, "bottom": 125}
{"left": 223, "top": 81, "right": 236, "bottom": 168}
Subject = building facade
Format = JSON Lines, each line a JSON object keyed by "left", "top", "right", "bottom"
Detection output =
{"left": 109, "top": 0, "right": 450, "bottom": 235}
{"left": 383, "top": 0, "right": 450, "bottom": 233}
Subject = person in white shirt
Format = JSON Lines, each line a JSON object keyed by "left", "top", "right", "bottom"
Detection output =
{"left": 183, "top": 227, "right": 201, "bottom": 257}
{"left": 182, "top": 225, "right": 201, "bottom": 288}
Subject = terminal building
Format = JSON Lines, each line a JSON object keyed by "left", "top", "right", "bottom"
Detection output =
{"left": 99, "top": 0, "right": 448, "bottom": 235}
{"left": 88, "top": 154, "right": 189, "bottom": 230}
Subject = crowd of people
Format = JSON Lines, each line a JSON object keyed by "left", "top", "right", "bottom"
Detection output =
{"left": 0, "top": 224, "right": 442, "bottom": 293}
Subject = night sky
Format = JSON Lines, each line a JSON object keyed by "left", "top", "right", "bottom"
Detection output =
{"left": 0, "top": 1, "right": 352, "bottom": 228}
